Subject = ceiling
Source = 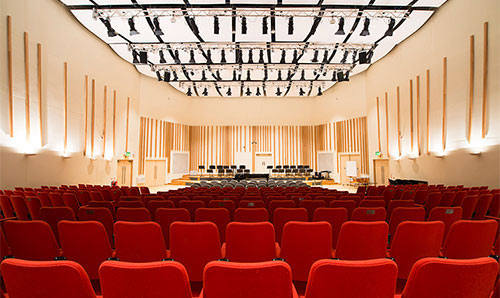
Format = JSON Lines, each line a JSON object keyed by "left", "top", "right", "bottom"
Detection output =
{"left": 60, "top": 0, "right": 447, "bottom": 97}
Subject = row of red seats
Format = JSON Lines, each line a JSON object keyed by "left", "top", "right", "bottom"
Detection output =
{"left": 2, "top": 219, "right": 498, "bottom": 285}
{"left": 2, "top": 257, "right": 498, "bottom": 298}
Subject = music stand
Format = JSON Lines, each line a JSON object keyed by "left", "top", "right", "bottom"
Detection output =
{"left": 266, "top": 165, "right": 273, "bottom": 175}
{"left": 198, "top": 165, "right": 205, "bottom": 178}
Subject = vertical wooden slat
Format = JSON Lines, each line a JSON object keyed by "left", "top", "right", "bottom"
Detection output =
{"left": 416, "top": 75, "right": 421, "bottom": 156}
{"left": 409, "top": 79, "right": 414, "bottom": 153}
{"left": 125, "top": 97, "right": 130, "bottom": 153}
{"left": 155, "top": 120, "right": 158, "bottom": 158}
{"left": 24, "top": 32, "right": 30, "bottom": 144}
{"left": 91, "top": 79, "right": 95, "bottom": 156}
{"left": 64, "top": 62, "right": 68, "bottom": 154}
{"left": 102, "top": 86, "right": 107, "bottom": 157}
{"left": 83, "top": 75, "right": 88, "bottom": 155}
{"left": 468, "top": 35, "right": 474, "bottom": 143}
{"left": 37, "top": 43, "right": 43, "bottom": 146}
{"left": 482, "top": 22, "right": 488, "bottom": 138}
{"left": 7, "top": 16, "right": 14, "bottom": 137}
{"left": 376, "top": 97, "right": 381, "bottom": 152}
{"left": 442, "top": 57, "right": 447, "bottom": 152}
{"left": 426, "top": 70, "right": 430, "bottom": 155}
{"left": 385, "top": 92, "right": 389, "bottom": 158}
{"left": 397, "top": 86, "right": 401, "bottom": 157}
{"left": 113, "top": 90, "right": 116, "bottom": 157}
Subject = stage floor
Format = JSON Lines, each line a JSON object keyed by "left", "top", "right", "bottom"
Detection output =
{"left": 149, "top": 184, "right": 357, "bottom": 194}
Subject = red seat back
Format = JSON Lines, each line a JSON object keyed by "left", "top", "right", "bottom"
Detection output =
{"left": 4, "top": 220, "right": 60, "bottom": 260}
{"left": 388, "top": 207, "right": 425, "bottom": 236}
{"left": 329, "top": 200, "right": 356, "bottom": 220}
{"left": 234, "top": 208, "right": 269, "bottom": 222}
{"left": 442, "top": 220, "right": 498, "bottom": 259}
{"left": 312, "top": 208, "right": 347, "bottom": 249}
{"left": 116, "top": 207, "right": 151, "bottom": 222}
{"left": 114, "top": 221, "right": 167, "bottom": 262}
{"left": 273, "top": 208, "right": 308, "bottom": 244}
{"left": 225, "top": 222, "right": 277, "bottom": 262}
{"left": 335, "top": 221, "right": 388, "bottom": 260}
{"left": 351, "top": 207, "right": 386, "bottom": 222}
{"left": 77, "top": 207, "right": 114, "bottom": 245}
{"left": 195, "top": 208, "right": 230, "bottom": 243}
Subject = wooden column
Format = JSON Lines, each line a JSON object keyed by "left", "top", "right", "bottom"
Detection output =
{"left": 376, "top": 97, "right": 381, "bottom": 152}
{"left": 442, "top": 57, "right": 447, "bottom": 152}
{"left": 385, "top": 92, "right": 389, "bottom": 158}
{"left": 409, "top": 79, "right": 414, "bottom": 153}
{"left": 481, "top": 22, "right": 488, "bottom": 138}
{"left": 83, "top": 75, "right": 88, "bottom": 156}
{"left": 64, "top": 62, "right": 68, "bottom": 154}
{"left": 416, "top": 75, "right": 421, "bottom": 156}
{"left": 113, "top": 90, "right": 116, "bottom": 157}
{"left": 125, "top": 97, "right": 130, "bottom": 153}
{"left": 397, "top": 86, "right": 401, "bottom": 157}
{"left": 91, "top": 79, "right": 95, "bottom": 157}
{"left": 103, "top": 86, "right": 107, "bottom": 157}
{"left": 468, "top": 35, "right": 474, "bottom": 143}
{"left": 7, "top": 16, "right": 14, "bottom": 137}
{"left": 426, "top": 70, "right": 430, "bottom": 155}
{"left": 24, "top": 32, "right": 30, "bottom": 144}
{"left": 37, "top": 44, "right": 43, "bottom": 146}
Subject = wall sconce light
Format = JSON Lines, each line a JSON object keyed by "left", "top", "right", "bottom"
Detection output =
{"left": 469, "top": 151, "right": 481, "bottom": 156}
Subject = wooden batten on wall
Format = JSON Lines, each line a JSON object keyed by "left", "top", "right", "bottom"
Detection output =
{"left": 7, "top": 16, "right": 14, "bottom": 137}
{"left": 24, "top": 32, "right": 30, "bottom": 144}
{"left": 482, "top": 22, "right": 488, "bottom": 139}
{"left": 103, "top": 86, "right": 107, "bottom": 157}
{"left": 376, "top": 97, "right": 381, "bottom": 152}
{"left": 397, "top": 86, "right": 401, "bottom": 157}
{"left": 83, "top": 75, "right": 88, "bottom": 156}
{"left": 426, "top": 69, "right": 430, "bottom": 155}
{"left": 113, "top": 90, "right": 116, "bottom": 157}
{"left": 442, "top": 57, "right": 447, "bottom": 152}
{"left": 468, "top": 35, "right": 474, "bottom": 143}
{"left": 409, "top": 79, "right": 414, "bottom": 154}
{"left": 91, "top": 79, "right": 95, "bottom": 157}
{"left": 64, "top": 62, "right": 68, "bottom": 154}
{"left": 416, "top": 75, "right": 421, "bottom": 156}
{"left": 385, "top": 92, "right": 390, "bottom": 158}
{"left": 125, "top": 97, "right": 130, "bottom": 153}
{"left": 37, "top": 43, "right": 43, "bottom": 146}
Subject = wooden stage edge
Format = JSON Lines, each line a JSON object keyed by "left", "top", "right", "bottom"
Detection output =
{"left": 168, "top": 175, "right": 338, "bottom": 186}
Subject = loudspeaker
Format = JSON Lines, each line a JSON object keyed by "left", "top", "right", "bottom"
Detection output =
{"left": 139, "top": 51, "right": 148, "bottom": 64}
{"left": 359, "top": 51, "right": 371, "bottom": 64}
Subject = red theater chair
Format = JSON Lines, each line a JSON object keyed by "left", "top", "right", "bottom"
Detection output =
{"left": 351, "top": 207, "right": 386, "bottom": 222}
{"left": 334, "top": 221, "right": 389, "bottom": 260}
{"left": 3, "top": 220, "right": 60, "bottom": 260}
{"left": 155, "top": 208, "right": 191, "bottom": 250}
{"left": 116, "top": 207, "right": 151, "bottom": 222}
{"left": 114, "top": 221, "right": 167, "bottom": 262}
{"left": 273, "top": 208, "right": 308, "bottom": 244}
{"left": 441, "top": 219, "right": 497, "bottom": 259}
{"left": 234, "top": 208, "right": 269, "bottom": 222}
{"left": 195, "top": 208, "right": 230, "bottom": 243}
{"left": 223, "top": 222, "right": 278, "bottom": 262}
{"left": 312, "top": 208, "right": 348, "bottom": 249}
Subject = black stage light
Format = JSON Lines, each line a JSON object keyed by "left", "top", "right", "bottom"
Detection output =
{"left": 132, "top": 51, "right": 139, "bottom": 64}
{"left": 340, "top": 50, "right": 349, "bottom": 64}
{"left": 256, "top": 87, "right": 261, "bottom": 96}
{"left": 159, "top": 50, "right": 166, "bottom": 63}
{"left": 288, "top": 17, "right": 294, "bottom": 35}
{"left": 214, "top": 16, "right": 220, "bottom": 34}
{"left": 128, "top": 18, "right": 139, "bottom": 36}
{"left": 335, "top": 17, "right": 345, "bottom": 35}
{"left": 277, "top": 70, "right": 282, "bottom": 81}
{"left": 263, "top": 69, "right": 268, "bottom": 81}
{"left": 259, "top": 49, "right": 265, "bottom": 63}
{"left": 317, "top": 87, "right": 322, "bottom": 96}
{"left": 189, "top": 49, "right": 196, "bottom": 64}
{"left": 226, "top": 87, "right": 232, "bottom": 96}
{"left": 206, "top": 49, "right": 212, "bottom": 63}
{"left": 360, "top": 18, "right": 370, "bottom": 36}
{"left": 232, "top": 70, "right": 237, "bottom": 81}
{"left": 201, "top": 70, "right": 207, "bottom": 81}
{"left": 202, "top": 87, "right": 208, "bottom": 96}
{"left": 323, "top": 50, "right": 329, "bottom": 63}
{"left": 300, "top": 69, "right": 306, "bottom": 80}
{"left": 153, "top": 17, "right": 164, "bottom": 36}
{"left": 103, "top": 18, "right": 117, "bottom": 37}
{"left": 245, "top": 87, "right": 252, "bottom": 96}
{"left": 248, "top": 50, "right": 253, "bottom": 63}
{"left": 385, "top": 18, "right": 395, "bottom": 36}
{"left": 299, "top": 88, "right": 305, "bottom": 96}
{"left": 276, "top": 87, "right": 282, "bottom": 96}
{"left": 311, "top": 50, "right": 319, "bottom": 62}
{"left": 331, "top": 71, "right": 337, "bottom": 81}
{"left": 156, "top": 71, "right": 162, "bottom": 81}
{"left": 172, "top": 71, "right": 178, "bottom": 81}
{"left": 246, "top": 70, "right": 251, "bottom": 80}
{"left": 262, "top": 17, "right": 268, "bottom": 34}
{"left": 163, "top": 70, "right": 170, "bottom": 82}
{"left": 186, "top": 87, "right": 192, "bottom": 96}
{"left": 139, "top": 51, "right": 148, "bottom": 64}
{"left": 220, "top": 49, "right": 227, "bottom": 63}
{"left": 241, "top": 16, "right": 247, "bottom": 34}
{"left": 280, "top": 50, "right": 286, "bottom": 63}
{"left": 292, "top": 50, "right": 298, "bottom": 64}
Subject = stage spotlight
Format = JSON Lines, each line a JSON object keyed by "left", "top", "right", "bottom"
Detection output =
{"left": 292, "top": 50, "right": 298, "bottom": 63}
{"left": 277, "top": 70, "right": 282, "bottom": 81}
{"left": 221, "top": 49, "right": 226, "bottom": 63}
{"left": 128, "top": 18, "right": 139, "bottom": 36}
{"left": 232, "top": 70, "right": 237, "bottom": 81}
{"left": 262, "top": 17, "right": 268, "bottom": 34}
{"left": 216, "top": 70, "right": 221, "bottom": 80}
{"left": 226, "top": 87, "right": 232, "bottom": 96}
{"left": 163, "top": 70, "right": 170, "bottom": 82}
{"left": 299, "top": 88, "right": 305, "bottom": 96}
{"left": 201, "top": 70, "right": 207, "bottom": 81}
{"left": 300, "top": 69, "right": 306, "bottom": 80}
{"left": 245, "top": 87, "right": 252, "bottom": 96}
{"left": 187, "top": 17, "right": 199, "bottom": 35}
{"left": 132, "top": 51, "right": 139, "bottom": 64}
{"left": 248, "top": 50, "right": 253, "bottom": 63}
{"left": 280, "top": 50, "right": 286, "bottom": 63}
{"left": 241, "top": 16, "right": 247, "bottom": 34}
{"left": 214, "top": 16, "right": 220, "bottom": 34}
{"left": 359, "top": 50, "right": 373, "bottom": 64}
{"left": 236, "top": 49, "right": 243, "bottom": 64}
{"left": 189, "top": 49, "right": 195, "bottom": 64}
{"left": 335, "top": 17, "right": 345, "bottom": 35}
{"left": 138, "top": 51, "right": 148, "bottom": 64}
{"left": 259, "top": 49, "right": 265, "bottom": 63}
{"left": 186, "top": 87, "right": 192, "bottom": 96}
{"left": 206, "top": 49, "right": 213, "bottom": 63}
{"left": 311, "top": 50, "right": 319, "bottom": 62}
{"left": 256, "top": 87, "right": 261, "bottom": 96}
{"left": 323, "top": 50, "right": 329, "bottom": 63}
{"left": 385, "top": 18, "right": 395, "bottom": 36}
{"left": 317, "top": 87, "right": 323, "bottom": 96}
{"left": 345, "top": 71, "right": 350, "bottom": 80}
{"left": 288, "top": 17, "right": 294, "bottom": 35}
{"left": 156, "top": 71, "right": 162, "bottom": 81}
{"left": 360, "top": 18, "right": 370, "bottom": 36}
{"left": 202, "top": 87, "right": 208, "bottom": 96}
{"left": 246, "top": 70, "right": 251, "bottom": 80}
{"left": 159, "top": 50, "right": 166, "bottom": 63}
{"left": 337, "top": 71, "right": 344, "bottom": 82}
{"left": 340, "top": 50, "right": 349, "bottom": 64}
{"left": 331, "top": 71, "right": 337, "bottom": 81}
{"left": 275, "top": 87, "right": 282, "bottom": 96}
{"left": 263, "top": 69, "right": 268, "bottom": 81}
{"left": 153, "top": 17, "right": 164, "bottom": 36}
{"left": 103, "top": 18, "right": 117, "bottom": 37}
{"left": 172, "top": 71, "right": 178, "bottom": 81}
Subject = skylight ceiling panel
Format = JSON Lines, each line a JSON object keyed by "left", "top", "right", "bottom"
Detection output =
{"left": 414, "top": 0, "right": 446, "bottom": 7}
{"left": 153, "top": 18, "right": 200, "bottom": 42}
{"left": 388, "top": 10, "right": 433, "bottom": 44}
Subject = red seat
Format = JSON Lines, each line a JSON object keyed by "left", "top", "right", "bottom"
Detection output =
{"left": 58, "top": 220, "right": 112, "bottom": 280}
{"left": 77, "top": 190, "right": 91, "bottom": 206}
{"left": 116, "top": 207, "right": 151, "bottom": 222}
{"left": 486, "top": 193, "right": 500, "bottom": 217}
{"left": 389, "top": 221, "right": 444, "bottom": 279}
{"left": 139, "top": 186, "right": 150, "bottom": 195}
{"left": 387, "top": 200, "right": 414, "bottom": 220}
{"left": 439, "top": 192, "right": 456, "bottom": 207}
{"left": 273, "top": 208, "right": 308, "bottom": 244}
{"left": 208, "top": 200, "right": 236, "bottom": 219}
{"left": 334, "top": 221, "right": 388, "bottom": 260}
{"left": 428, "top": 207, "right": 463, "bottom": 245}
{"left": 303, "top": 259, "right": 397, "bottom": 298}
{"left": 169, "top": 222, "right": 222, "bottom": 282}
{"left": 147, "top": 200, "right": 174, "bottom": 220}
{"left": 238, "top": 200, "right": 266, "bottom": 208}
{"left": 341, "top": 195, "right": 362, "bottom": 206}
{"left": 48, "top": 192, "right": 65, "bottom": 206}
{"left": 62, "top": 193, "right": 80, "bottom": 217}
{"left": 0, "top": 195, "right": 15, "bottom": 218}
{"left": 193, "top": 195, "right": 214, "bottom": 206}
{"left": 24, "top": 197, "right": 41, "bottom": 220}
{"left": 400, "top": 190, "right": 416, "bottom": 201}
{"left": 77, "top": 207, "right": 114, "bottom": 246}
{"left": 10, "top": 196, "right": 30, "bottom": 220}
{"left": 169, "top": 195, "right": 190, "bottom": 207}
{"left": 200, "top": 261, "right": 298, "bottom": 298}
{"left": 460, "top": 195, "right": 479, "bottom": 220}
{"left": 351, "top": 207, "right": 386, "bottom": 222}
{"left": 3, "top": 220, "right": 60, "bottom": 260}
{"left": 280, "top": 221, "right": 332, "bottom": 282}
{"left": 388, "top": 207, "right": 425, "bottom": 236}
{"left": 234, "top": 208, "right": 269, "bottom": 222}
{"left": 312, "top": 208, "right": 347, "bottom": 249}
{"left": 400, "top": 257, "right": 498, "bottom": 298}
{"left": 299, "top": 200, "right": 326, "bottom": 221}
{"left": 473, "top": 194, "right": 492, "bottom": 219}
{"left": 178, "top": 200, "right": 205, "bottom": 221}
{"left": 359, "top": 200, "right": 386, "bottom": 208}
{"left": 118, "top": 200, "right": 145, "bottom": 208}
{"left": 1, "top": 259, "right": 98, "bottom": 298}
{"left": 114, "top": 221, "right": 167, "bottom": 262}
{"left": 37, "top": 192, "right": 52, "bottom": 207}
{"left": 451, "top": 191, "right": 467, "bottom": 206}
{"left": 155, "top": 208, "right": 191, "bottom": 250}
{"left": 88, "top": 200, "right": 116, "bottom": 219}
{"left": 100, "top": 260, "right": 193, "bottom": 298}
{"left": 195, "top": 208, "right": 230, "bottom": 243}
{"left": 40, "top": 207, "right": 75, "bottom": 242}
{"left": 442, "top": 219, "right": 498, "bottom": 259}
{"left": 413, "top": 190, "right": 428, "bottom": 205}
{"left": 224, "top": 222, "right": 278, "bottom": 262}
{"left": 329, "top": 200, "right": 356, "bottom": 220}
{"left": 269, "top": 200, "right": 296, "bottom": 220}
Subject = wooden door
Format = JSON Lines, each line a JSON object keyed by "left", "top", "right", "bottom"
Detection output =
{"left": 145, "top": 160, "right": 157, "bottom": 186}
{"left": 117, "top": 160, "right": 133, "bottom": 186}
{"left": 156, "top": 160, "right": 166, "bottom": 186}
{"left": 373, "top": 159, "right": 390, "bottom": 186}
{"left": 340, "top": 154, "right": 361, "bottom": 185}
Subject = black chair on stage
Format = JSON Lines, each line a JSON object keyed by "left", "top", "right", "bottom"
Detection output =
{"left": 276, "top": 165, "right": 282, "bottom": 169}
{"left": 239, "top": 165, "right": 246, "bottom": 169}
{"left": 198, "top": 165, "right": 205, "bottom": 176}
{"left": 230, "top": 165, "right": 237, "bottom": 170}
{"left": 283, "top": 165, "right": 290, "bottom": 169}
{"left": 290, "top": 165, "right": 296, "bottom": 169}
{"left": 236, "top": 169, "right": 244, "bottom": 174}
{"left": 297, "top": 165, "right": 304, "bottom": 169}
{"left": 243, "top": 169, "right": 250, "bottom": 174}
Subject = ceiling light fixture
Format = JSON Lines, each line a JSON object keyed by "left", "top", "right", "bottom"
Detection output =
{"left": 299, "top": 88, "right": 305, "bottom": 96}
{"left": 288, "top": 17, "right": 294, "bottom": 35}
{"left": 276, "top": 87, "right": 282, "bottom": 96}
{"left": 156, "top": 71, "right": 162, "bottom": 81}
{"left": 206, "top": 49, "right": 212, "bottom": 63}
{"left": 220, "top": 49, "right": 226, "bottom": 63}
{"left": 262, "top": 17, "right": 268, "bottom": 34}
{"left": 385, "top": 18, "right": 396, "bottom": 36}
{"left": 300, "top": 70, "right": 306, "bottom": 80}
{"left": 159, "top": 50, "right": 166, "bottom": 63}
{"left": 163, "top": 70, "right": 170, "bottom": 82}
{"left": 259, "top": 49, "right": 265, "bottom": 63}
{"left": 248, "top": 50, "right": 253, "bottom": 63}
{"left": 340, "top": 50, "right": 349, "bottom": 64}
{"left": 335, "top": 17, "right": 345, "bottom": 35}
{"left": 322, "top": 50, "right": 329, "bottom": 63}
{"left": 132, "top": 51, "right": 139, "bottom": 64}
{"left": 245, "top": 87, "right": 252, "bottom": 96}
{"left": 317, "top": 87, "right": 323, "bottom": 96}
{"left": 214, "top": 16, "right": 220, "bottom": 34}
{"left": 226, "top": 87, "right": 232, "bottom": 96}
{"left": 311, "top": 50, "right": 319, "bottom": 63}
{"left": 360, "top": 18, "right": 370, "bottom": 36}
{"left": 280, "top": 50, "right": 286, "bottom": 63}
{"left": 153, "top": 17, "right": 164, "bottom": 36}
{"left": 277, "top": 70, "right": 282, "bottom": 81}
{"left": 189, "top": 49, "right": 195, "bottom": 64}
{"left": 201, "top": 70, "right": 207, "bottom": 81}
{"left": 246, "top": 70, "right": 251, "bottom": 80}
{"left": 292, "top": 50, "right": 298, "bottom": 64}
{"left": 186, "top": 87, "right": 192, "bottom": 96}
{"left": 256, "top": 87, "right": 261, "bottom": 96}
{"left": 241, "top": 16, "right": 247, "bottom": 34}
{"left": 128, "top": 18, "right": 139, "bottom": 36}
{"left": 103, "top": 17, "right": 117, "bottom": 37}
{"left": 172, "top": 71, "right": 178, "bottom": 81}
{"left": 202, "top": 87, "right": 208, "bottom": 96}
